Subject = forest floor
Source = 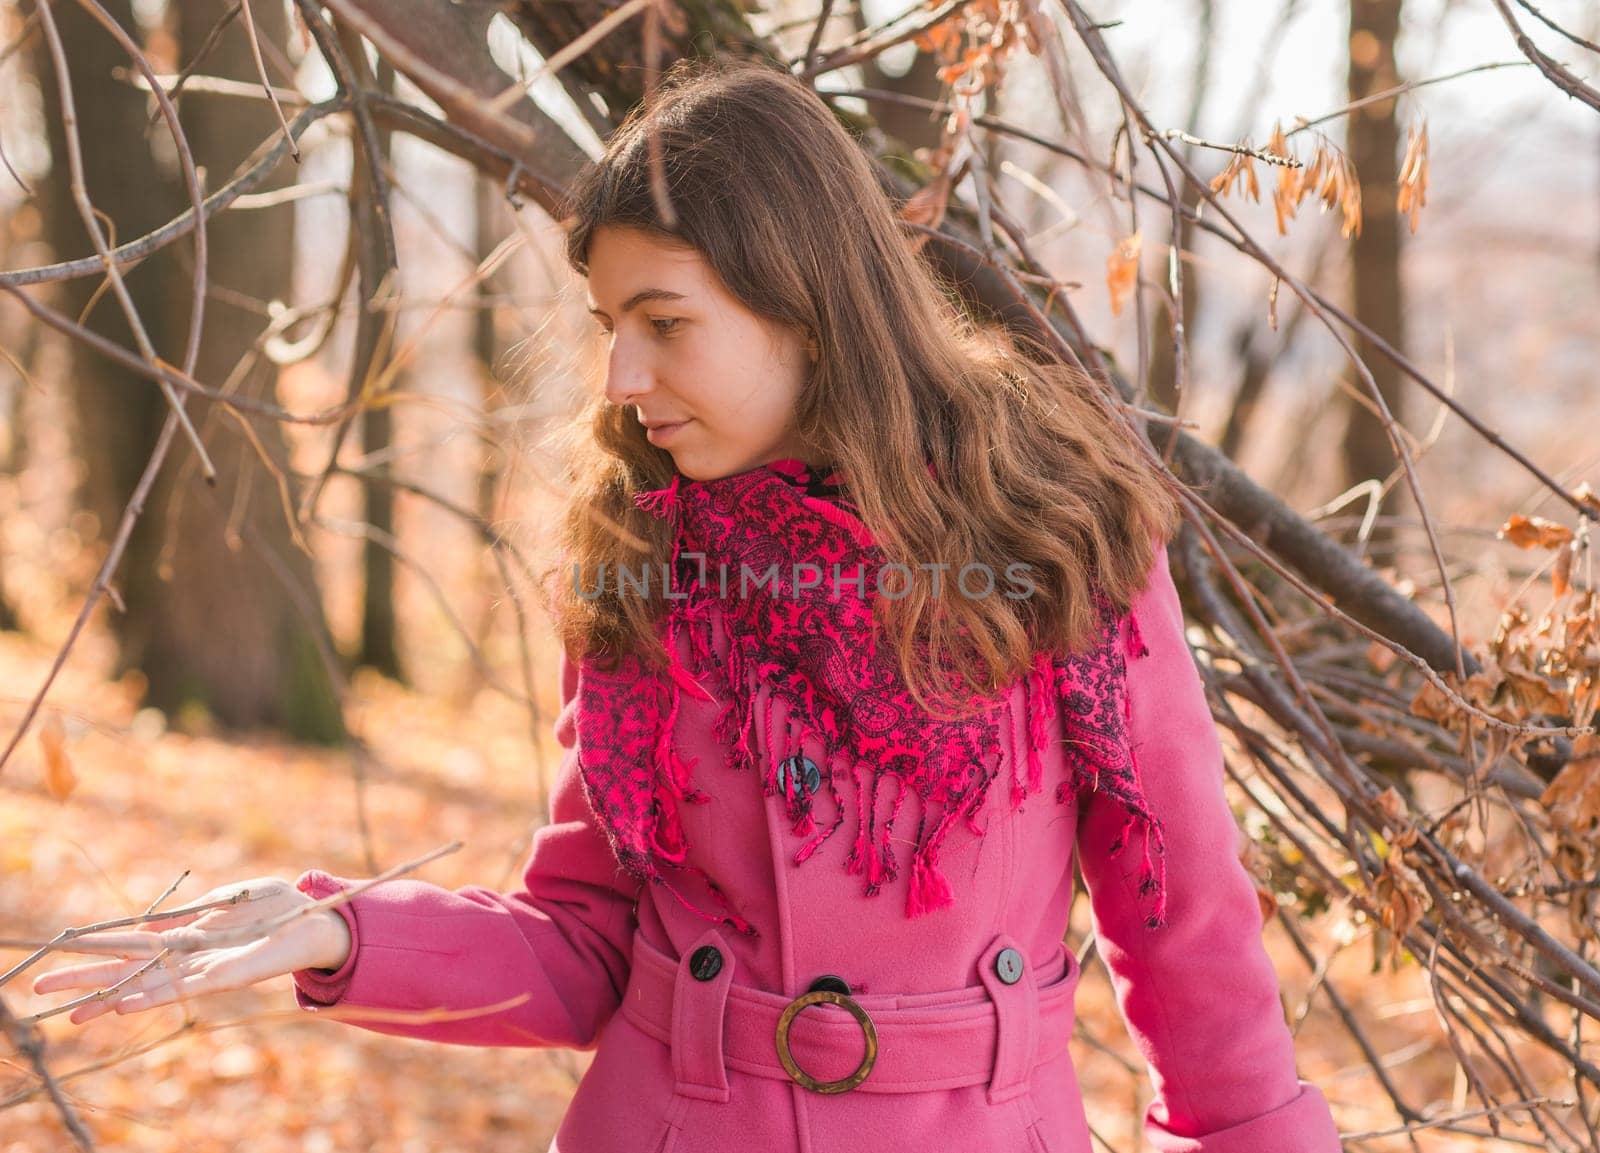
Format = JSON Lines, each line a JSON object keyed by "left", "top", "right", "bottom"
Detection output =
{"left": 0, "top": 623, "right": 1576, "bottom": 1153}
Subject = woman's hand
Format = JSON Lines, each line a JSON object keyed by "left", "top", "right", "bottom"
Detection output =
{"left": 29, "top": 877, "right": 352, "bottom": 1025}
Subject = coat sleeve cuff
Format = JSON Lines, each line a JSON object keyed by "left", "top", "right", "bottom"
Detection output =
{"left": 1145, "top": 1080, "right": 1341, "bottom": 1153}
{"left": 289, "top": 868, "right": 359, "bottom": 1007}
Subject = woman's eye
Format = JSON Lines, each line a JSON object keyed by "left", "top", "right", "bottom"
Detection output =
{"left": 591, "top": 317, "right": 677, "bottom": 337}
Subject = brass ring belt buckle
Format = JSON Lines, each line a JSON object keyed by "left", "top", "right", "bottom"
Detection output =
{"left": 774, "top": 990, "right": 878, "bottom": 1094}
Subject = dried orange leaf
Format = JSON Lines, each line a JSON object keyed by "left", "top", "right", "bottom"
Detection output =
{"left": 1498, "top": 514, "right": 1573, "bottom": 550}
{"left": 1374, "top": 847, "right": 1429, "bottom": 968}
{"left": 1339, "top": 153, "right": 1363, "bottom": 239}
{"left": 1396, "top": 119, "right": 1429, "bottom": 235}
{"left": 913, "top": 18, "right": 963, "bottom": 58}
{"left": 1373, "top": 785, "right": 1408, "bottom": 828}
{"left": 1300, "top": 146, "right": 1326, "bottom": 210}
{"left": 1317, "top": 152, "right": 1343, "bottom": 211}
{"left": 901, "top": 135, "right": 960, "bottom": 249}
{"left": 901, "top": 170, "right": 953, "bottom": 232}
{"left": 1462, "top": 663, "right": 1507, "bottom": 712}
{"left": 1541, "top": 758, "right": 1600, "bottom": 836}
{"left": 1210, "top": 148, "right": 1261, "bottom": 204}
{"left": 1554, "top": 541, "right": 1575, "bottom": 599}
{"left": 1264, "top": 120, "right": 1290, "bottom": 164}
{"left": 1106, "top": 230, "right": 1142, "bottom": 317}
{"left": 1272, "top": 173, "right": 1295, "bottom": 235}
{"left": 39, "top": 713, "right": 76, "bottom": 801}
{"left": 1504, "top": 666, "right": 1569, "bottom": 715}
{"left": 1266, "top": 122, "right": 1300, "bottom": 236}
{"left": 1209, "top": 151, "right": 1244, "bottom": 195}
{"left": 1409, "top": 676, "right": 1458, "bottom": 725}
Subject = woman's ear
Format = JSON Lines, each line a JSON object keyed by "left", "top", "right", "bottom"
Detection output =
{"left": 805, "top": 330, "right": 820, "bottom": 364}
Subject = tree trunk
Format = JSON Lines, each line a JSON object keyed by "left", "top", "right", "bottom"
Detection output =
{"left": 39, "top": 0, "right": 343, "bottom": 738}
{"left": 474, "top": 175, "right": 505, "bottom": 532}
{"left": 0, "top": 205, "right": 32, "bottom": 632}
{"left": 358, "top": 387, "right": 401, "bottom": 679}
{"left": 1340, "top": 0, "right": 1409, "bottom": 542}
{"left": 358, "top": 59, "right": 402, "bottom": 680}
{"left": 35, "top": 0, "right": 174, "bottom": 625}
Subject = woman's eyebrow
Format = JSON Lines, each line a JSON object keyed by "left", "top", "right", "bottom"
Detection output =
{"left": 586, "top": 287, "right": 689, "bottom": 316}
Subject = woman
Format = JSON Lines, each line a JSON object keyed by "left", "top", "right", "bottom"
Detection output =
{"left": 33, "top": 59, "right": 1341, "bottom": 1153}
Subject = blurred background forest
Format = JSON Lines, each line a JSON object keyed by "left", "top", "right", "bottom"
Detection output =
{"left": 2, "top": 0, "right": 1599, "bottom": 1150}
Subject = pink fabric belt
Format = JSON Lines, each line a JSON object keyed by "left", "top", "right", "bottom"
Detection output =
{"left": 620, "top": 926, "right": 1081, "bottom": 1102}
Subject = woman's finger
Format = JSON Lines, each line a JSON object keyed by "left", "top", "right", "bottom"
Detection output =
{"left": 68, "top": 999, "right": 119, "bottom": 1026}
{"left": 115, "top": 968, "right": 211, "bottom": 1014}
{"left": 135, "top": 957, "right": 182, "bottom": 994}
{"left": 32, "top": 958, "right": 145, "bottom": 994}
{"left": 136, "top": 909, "right": 204, "bottom": 934}
{"left": 60, "top": 975, "right": 160, "bottom": 1023}
{"left": 52, "top": 929, "right": 165, "bottom": 957}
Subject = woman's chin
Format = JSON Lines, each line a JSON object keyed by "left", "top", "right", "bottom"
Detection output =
{"left": 664, "top": 442, "right": 799, "bottom": 483}
{"left": 667, "top": 453, "right": 708, "bottom": 481}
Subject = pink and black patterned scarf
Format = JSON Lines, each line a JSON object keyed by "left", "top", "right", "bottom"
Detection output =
{"left": 574, "top": 458, "right": 1166, "bottom": 940}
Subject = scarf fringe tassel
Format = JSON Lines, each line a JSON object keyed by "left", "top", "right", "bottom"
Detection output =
{"left": 650, "top": 601, "right": 1171, "bottom": 932}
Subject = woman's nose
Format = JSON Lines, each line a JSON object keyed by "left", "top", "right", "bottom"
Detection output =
{"left": 602, "top": 336, "right": 653, "bottom": 408}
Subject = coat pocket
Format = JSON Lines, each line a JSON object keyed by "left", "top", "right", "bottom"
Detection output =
{"left": 1018, "top": 1012, "right": 1091, "bottom": 1153}
{"left": 650, "top": 1089, "right": 698, "bottom": 1153}
{"left": 1024, "top": 1116, "right": 1059, "bottom": 1153}
{"left": 650, "top": 1122, "right": 678, "bottom": 1153}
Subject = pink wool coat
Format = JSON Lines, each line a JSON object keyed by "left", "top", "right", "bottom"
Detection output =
{"left": 292, "top": 542, "right": 1342, "bottom": 1153}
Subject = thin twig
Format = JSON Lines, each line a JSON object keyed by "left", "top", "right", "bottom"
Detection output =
{"left": 0, "top": 998, "right": 94, "bottom": 1150}
{"left": 237, "top": 0, "right": 301, "bottom": 160}
{"left": 1, "top": 99, "right": 340, "bottom": 288}
{"left": 1288, "top": 60, "right": 1533, "bottom": 136}
{"left": 1513, "top": 0, "right": 1600, "bottom": 55}
{"left": 1490, "top": 0, "right": 1600, "bottom": 113}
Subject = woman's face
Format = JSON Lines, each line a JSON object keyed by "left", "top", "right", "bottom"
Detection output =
{"left": 585, "top": 225, "right": 817, "bottom": 481}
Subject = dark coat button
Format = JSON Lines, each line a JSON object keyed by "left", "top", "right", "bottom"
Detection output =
{"left": 689, "top": 945, "right": 723, "bottom": 981}
{"left": 777, "top": 755, "right": 822, "bottom": 800}
{"left": 807, "top": 974, "right": 851, "bottom": 996}
{"left": 994, "top": 947, "right": 1024, "bottom": 985}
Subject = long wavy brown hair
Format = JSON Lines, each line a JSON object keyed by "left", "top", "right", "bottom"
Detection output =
{"left": 543, "top": 57, "right": 1180, "bottom": 717}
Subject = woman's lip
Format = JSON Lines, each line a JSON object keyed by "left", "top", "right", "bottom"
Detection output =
{"left": 646, "top": 419, "right": 691, "bottom": 444}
